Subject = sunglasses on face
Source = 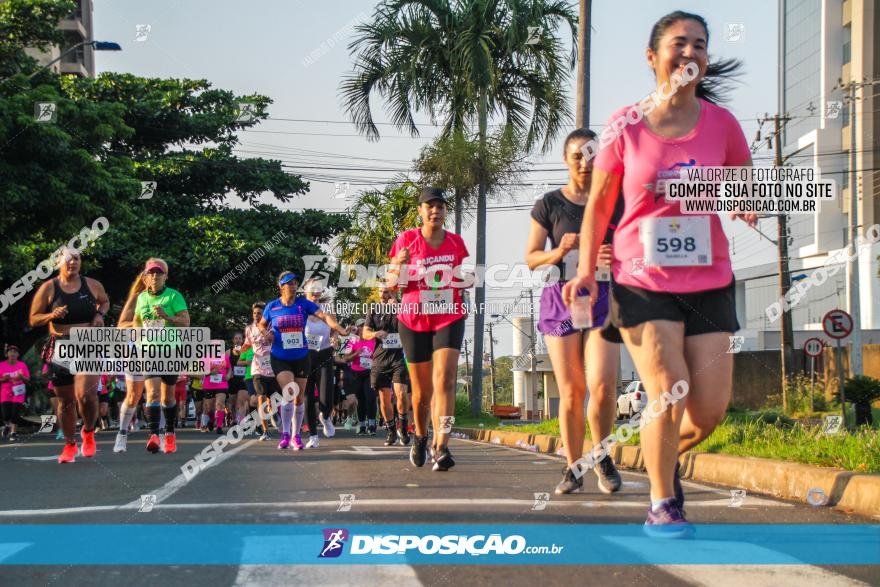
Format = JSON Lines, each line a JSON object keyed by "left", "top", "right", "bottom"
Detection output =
{"left": 146, "top": 269, "right": 166, "bottom": 275}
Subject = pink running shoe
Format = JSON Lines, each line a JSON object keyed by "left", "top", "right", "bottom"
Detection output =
{"left": 292, "top": 434, "right": 304, "bottom": 450}
{"left": 277, "top": 432, "right": 291, "bottom": 450}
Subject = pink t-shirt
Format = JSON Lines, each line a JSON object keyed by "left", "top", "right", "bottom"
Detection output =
{"left": 0, "top": 360, "right": 30, "bottom": 403}
{"left": 244, "top": 323, "right": 273, "bottom": 377}
{"left": 201, "top": 355, "right": 231, "bottom": 390}
{"left": 346, "top": 338, "right": 376, "bottom": 372}
{"left": 389, "top": 228, "right": 470, "bottom": 332}
{"left": 593, "top": 99, "right": 751, "bottom": 293}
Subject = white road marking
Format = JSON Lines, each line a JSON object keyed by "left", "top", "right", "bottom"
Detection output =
{"left": 0, "top": 496, "right": 792, "bottom": 517}
{"left": 122, "top": 439, "right": 258, "bottom": 508}
{"left": 461, "top": 438, "right": 735, "bottom": 498}
{"left": 659, "top": 564, "right": 872, "bottom": 586}
{"left": 331, "top": 445, "right": 408, "bottom": 455}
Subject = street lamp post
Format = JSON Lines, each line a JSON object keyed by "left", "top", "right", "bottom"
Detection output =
{"left": 1, "top": 40, "right": 121, "bottom": 84}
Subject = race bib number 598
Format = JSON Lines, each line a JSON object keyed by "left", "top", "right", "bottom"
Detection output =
{"left": 639, "top": 216, "right": 711, "bottom": 267}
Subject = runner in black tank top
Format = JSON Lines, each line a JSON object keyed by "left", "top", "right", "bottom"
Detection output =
{"left": 29, "top": 248, "right": 110, "bottom": 464}
{"left": 49, "top": 276, "right": 98, "bottom": 324}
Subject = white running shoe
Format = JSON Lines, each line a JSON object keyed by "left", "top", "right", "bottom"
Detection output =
{"left": 305, "top": 435, "right": 320, "bottom": 449}
{"left": 259, "top": 432, "right": 270, "bottom": 441}
{"left": 320, "top": 416, "right": 335, "bottom": 438}
{"left": 113, "top": 433, "right": 128, "bottom": 453}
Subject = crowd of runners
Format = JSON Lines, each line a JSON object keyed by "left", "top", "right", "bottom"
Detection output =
{"left": 3, "top": 11, "right": 752, "bottom": 537}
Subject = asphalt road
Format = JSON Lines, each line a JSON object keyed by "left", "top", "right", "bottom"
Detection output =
{"left": 0, "top": 427, "right": 877, "bottom": 587}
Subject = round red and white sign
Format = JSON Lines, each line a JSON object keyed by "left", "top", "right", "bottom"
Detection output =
{"left": 822, "top": 310, "right": 853, "bottom": 340}
{"left": 803, "top": 337, "right": 824, "bottom": 357}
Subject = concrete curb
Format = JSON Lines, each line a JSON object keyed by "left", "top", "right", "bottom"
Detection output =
{"left": 455, "top": 426, "right": 880, "bottom": 519}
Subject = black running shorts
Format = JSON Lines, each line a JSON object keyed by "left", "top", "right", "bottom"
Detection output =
{"left": 397, "top": 317, "right": 466, "bottom": 364}
{"left": 603, "top": 278, "right": 739, "bottom": 338}
{"left": 270, "top": 355, "right": 311, "bottom": 379}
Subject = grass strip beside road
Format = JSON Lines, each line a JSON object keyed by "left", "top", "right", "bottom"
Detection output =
{"left": 471, "top": 410, "right": 880, "bottom": 473}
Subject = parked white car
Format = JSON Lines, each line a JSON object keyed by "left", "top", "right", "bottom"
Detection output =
{"left": 617, "top": 381, "right": 647, "bottom": 420}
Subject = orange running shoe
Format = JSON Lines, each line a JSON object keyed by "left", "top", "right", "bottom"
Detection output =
{"left": 81, "top": 429, "right": 96, "bottom": 457}
{"left": 146, "top": 434, "right": 161, "bottom": 453}
{"left": 58, "top": 442, "right": 78, "bottom": 464}
{"left": 163, "top": 433, "right": 177, "bottom": 454}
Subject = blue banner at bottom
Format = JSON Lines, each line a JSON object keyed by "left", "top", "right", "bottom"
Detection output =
{"left": 0, "top": 525, "right": 878, "bottom": 565}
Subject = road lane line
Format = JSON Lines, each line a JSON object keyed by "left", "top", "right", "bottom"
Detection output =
{"left": 122, "top": 438, "right": 258, "bottom": 508}
{"left": 455, "top": 437, "right": 739, "bottom": 497}
{"left": 0, "top": 497, "right": 793, "bottom": 517}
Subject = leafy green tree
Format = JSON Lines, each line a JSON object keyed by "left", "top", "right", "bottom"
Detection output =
{"left": 840, "top": 375, "right": 880, "bottom": 427}
{"left": 335, "top": 181, "right": 421, "bottom": 267}
{"left": 0, "top": 1, "right": 347, "bottom": 353}
{"left": 493, "top": 355, "right": 514, "bottom": 404}
{"left": 341, "top": 0, "right": 577, "bottom": 415}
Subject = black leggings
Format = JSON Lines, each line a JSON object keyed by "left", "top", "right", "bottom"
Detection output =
{"left": 0, "top": 402, "right": 24, "bottom": 425}
{"left": 350, "top": 369, "right": 376, "bottom": 423}
{"left": 305, "top": 348, "right": 335, "bottom": 433}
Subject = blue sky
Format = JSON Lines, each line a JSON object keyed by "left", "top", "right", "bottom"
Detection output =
{"left": 93, "top": 0, "right": 781, "bottom": 355}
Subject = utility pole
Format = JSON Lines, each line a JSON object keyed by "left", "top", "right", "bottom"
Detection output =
{"left": 487, "top": 322, "right": 497, "bottom": 407}
{"left": 845, "top": 80, "right": 862, "bottom": 378}
{"left": 576, "top": 0, "right": 592, "bottom": 128}
{"left": 836, "top": 78, "right": 880, "bottom": 376}
{"left": 761, "top": 113, "right": 796, "bottom": 411}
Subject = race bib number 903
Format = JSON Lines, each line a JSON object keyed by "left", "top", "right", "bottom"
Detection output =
{"left": 281, "top": 331, "right": 304, "bottom": 349}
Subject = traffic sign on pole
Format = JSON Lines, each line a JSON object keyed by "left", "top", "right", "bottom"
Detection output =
{"left": 822, "top": 309, "right": 853, "bottom": 340}
{"left": 803, "top": 338, "right": 824, "bottom": 415}
{"left": 803, "top": 337, "right": 824, "bottom": 357}
{"left": 822, "top": 309, "right": 851, "bottom": 429}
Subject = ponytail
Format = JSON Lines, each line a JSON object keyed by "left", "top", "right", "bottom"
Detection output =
{"left": 118, "top": 272, "right": 147, "bottom": 327}
{"left": 696, "top": 58, "right": 744, "bottom": 105}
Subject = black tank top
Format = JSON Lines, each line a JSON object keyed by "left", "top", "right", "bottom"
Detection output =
{"left": 50, "top": 277, "right": 97, "bottom": 325}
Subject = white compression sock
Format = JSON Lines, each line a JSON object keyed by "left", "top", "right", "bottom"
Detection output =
{"left": 280, "top": 402, "right": 294, "bottom": 435}
{"left": 118, "top": 404, "right": 136, "bottom": 436}
{"left": 294, "top": 403, "right": 305, "bottom": 435}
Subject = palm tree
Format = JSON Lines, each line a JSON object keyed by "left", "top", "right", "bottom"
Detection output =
{"left": 335, "top": 181, "right": 421, "bottom": 267}
{"left": 341, "top": 0, "right": 578, "bottom": 416}
{"left": 414, "top": 126, "right": 527, "bottom": 233}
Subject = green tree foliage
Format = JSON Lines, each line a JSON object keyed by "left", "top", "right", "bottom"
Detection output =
{"left": 414, "top": 127, "right": 526, "bottom": 232}
{"left": 841, "top": 375, "right": 880, "bottom": 426}
{"left": 0, "top": 0, "right": 348, "bottom": 352}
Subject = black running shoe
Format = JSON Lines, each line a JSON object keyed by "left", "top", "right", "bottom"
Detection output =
{"left": 368, "top": 424, "right": 377, "bottom": 437}
{"left": 432, "top": 446, "right": 455, "bottom": 471}
{"left": 409, "top": 435, "right": 429, "bottom": 467}
{"left": 595, "top": 455, "right": 622, "bottom": 494}
{"left": 674, "top": 462, "right": 685, "bottom": 508}
{"left": 397, "top": 425, "right": 410, "bottom": 445}
{"left": 357, "top": 426, "right": 367, "bottom": 436}
{"left": 555, "top": 465, "right": 583, "bottom": 494}
{"left": 384, "top": 426, "right": 398, "bottom": 446}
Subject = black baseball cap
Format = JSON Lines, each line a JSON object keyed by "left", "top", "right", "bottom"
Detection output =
{"left": 418, "top": 187, "right": 447, "bottom": 205}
